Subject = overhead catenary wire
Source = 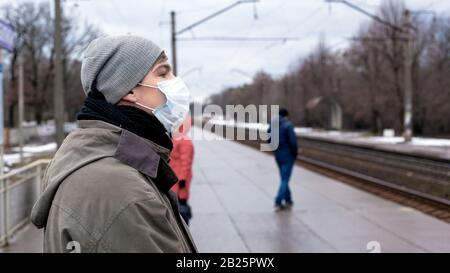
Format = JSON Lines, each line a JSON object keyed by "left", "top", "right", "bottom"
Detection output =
{"left": 178, "top": 36, "right": 301, "bottom": 42}
{"left": 237, "top": 6, "right": 331, "bottom": 68}
{"left": 325, "top": 0, "right": 406, "bottom": 33}
{"left": 202, "top": 4, "right": 333, "bottom": 96}
{"left": 205, "top": 0, "right": 288, "bottom": 80}
{"left": 192, "top": 2, "right": 324, "bottom": 94}
{"left": 176, "top": 0, "right": 259, "bottom": 35}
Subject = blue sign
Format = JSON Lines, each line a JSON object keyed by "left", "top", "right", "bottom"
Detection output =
{"left": 0, "top": 19, "right": 15, "bottom": 52}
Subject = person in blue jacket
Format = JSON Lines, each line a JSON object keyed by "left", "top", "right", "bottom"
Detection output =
{"left": 268, "top": 108, "right": 298, "bottom": 211}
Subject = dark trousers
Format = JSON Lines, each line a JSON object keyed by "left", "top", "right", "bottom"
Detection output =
{"left": 179, "top": 200, "right": 192, "bottom": 226}
{"left": 275, "top": 159, "right": 295, "bottom": 206}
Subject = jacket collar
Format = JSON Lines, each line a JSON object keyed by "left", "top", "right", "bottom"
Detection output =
{"left": 77, "top": 120, "right": 178, "bottom": 192}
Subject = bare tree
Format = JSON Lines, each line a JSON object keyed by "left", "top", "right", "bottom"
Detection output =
{"left": 209, "top": 0, "right": 450, "bottom": 137}
{"left": 2, "top": 1, "right": 100, "bottom": 127}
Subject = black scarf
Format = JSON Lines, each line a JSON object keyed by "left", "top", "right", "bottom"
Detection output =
{"left": 77, "top": 89, "right": 173, "bottom": 151}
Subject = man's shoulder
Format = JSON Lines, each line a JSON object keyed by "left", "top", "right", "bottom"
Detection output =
{"left": 58, "top": 156, "right": 157, "bottom": 202}
{"left": 280, "top": 119, "right": 294, "bottom": 130}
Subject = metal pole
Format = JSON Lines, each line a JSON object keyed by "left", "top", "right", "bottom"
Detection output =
{"left": 4, "top": 178, "right": 9, "bottom": 245}
{"left": 171, "top": 10, "right": 177, "bottom": 76}
{"left": 2, "top": 178, "right": 9, "bottom": 246}
{"left": 1, "top": 50, "right": 8, "bottom": 243}
{"left": 0, "top": 145, "right": 2, "bottom": 177}
{"left": 54, "top": 0, "right": 65, "bottom": 147}
{"left": 36, "top": 164, "right": 42, "bottom": 201}
{"left": 0, "top": 49, "right": 3, "bottom": 177}
{"left": 403, "top": 9, "right": 413, "bottom": 142}
{"left": 18, "top": 55, "right": 24, "bottom": 162}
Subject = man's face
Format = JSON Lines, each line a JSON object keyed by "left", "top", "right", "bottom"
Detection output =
{"left": 120, "top": 58, "right": 175, "bottom": 113}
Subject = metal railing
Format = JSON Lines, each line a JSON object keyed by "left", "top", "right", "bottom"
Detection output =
{"left": 0, "top": 159, "right": 51, "bottom": 246}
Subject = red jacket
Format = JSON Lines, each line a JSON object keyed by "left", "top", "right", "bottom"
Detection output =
{"left": 170, "top": 118, "right": 194, "bottom": 200}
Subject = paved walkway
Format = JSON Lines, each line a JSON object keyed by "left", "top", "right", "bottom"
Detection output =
{"left": 0, "top": 224, "right": 43, "bottom": 253}
{"left": 2, "top": 128, "right": 450, "bottom": 253}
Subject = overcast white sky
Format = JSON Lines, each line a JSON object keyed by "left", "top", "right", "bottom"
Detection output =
{"left": 2, "top": 0, "right": 450, "bottom": 101}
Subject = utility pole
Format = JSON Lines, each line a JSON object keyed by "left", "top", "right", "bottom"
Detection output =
{"left": 402, "top": 9, "right": 413, "bottom": 142}
{"left": 18, "top": 55, "right": 24, "bottom": 163}
{"left": 54, "top": 0, "right": 65, "bottom": 147}
{"left": 170, "top": 11, "right": 177, "bottom": 77}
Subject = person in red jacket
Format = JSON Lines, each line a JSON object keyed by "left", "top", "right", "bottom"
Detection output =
{"left": 170, "top": 116, "right": 194, "bottom": 225}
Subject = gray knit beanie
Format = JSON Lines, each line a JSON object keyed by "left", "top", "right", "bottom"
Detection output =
{"left": 81, "top": 35, "right": 163, "bottom": 104}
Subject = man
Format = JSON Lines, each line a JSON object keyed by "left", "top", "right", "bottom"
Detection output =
{"left": 31, "top": 35, "right": 197, "bottom": 253}
{"left": 268, "top": 108, "right": 298, "bottom": 211}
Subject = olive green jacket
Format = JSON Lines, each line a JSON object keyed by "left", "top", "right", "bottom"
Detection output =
{"left": 31, "top": 120, "right": 197, "bottom": 253}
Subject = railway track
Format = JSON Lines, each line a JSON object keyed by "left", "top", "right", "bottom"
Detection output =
{"left": 296, "top": 136, "right": 450, "bottom": 203}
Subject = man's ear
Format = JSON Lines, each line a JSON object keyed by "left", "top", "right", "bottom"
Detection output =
{"left": 121, "top": 91, "right": 138, "bottom": 103}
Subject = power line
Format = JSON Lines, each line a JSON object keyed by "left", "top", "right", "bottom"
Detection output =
{"left": 176, "top": 2, "right": 236, "bottom": 16}
{"left": 176, "top": 0, "right": 259, "bottom": 35}
{"left": 206, "top": 4, "right": 338, "bottom": 96}
{"left": 326, "top": 0, "right": 406, "bottom": 33}
{"left": 326, "top": 0, "right": 414, "bottom": 142}
{"left": 203, "top": 4, "right": 330, "bottom": 94}
{"left": 238, "top": 6, "right": 331, "bottom": 67}
{"left": 171, "top": 0, "right": 258, "bottom": 75}
{"left": 210, "top": 0, "right": 279, "bottom": 79}
{"left": 177, "top": 36, "right": 301, "bottom": 42}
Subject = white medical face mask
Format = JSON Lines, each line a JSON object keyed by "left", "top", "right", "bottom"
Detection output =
{"left": 135, "top": 77, "right": 190, "bottom": 134}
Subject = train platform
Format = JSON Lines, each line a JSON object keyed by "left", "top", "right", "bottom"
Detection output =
{"left": 1, "top": 128, "right": 450, "bottom": 253}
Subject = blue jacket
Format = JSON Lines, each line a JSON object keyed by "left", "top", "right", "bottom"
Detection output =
{"left": 268, "top": 116, "right": 298, "bottom": 164}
